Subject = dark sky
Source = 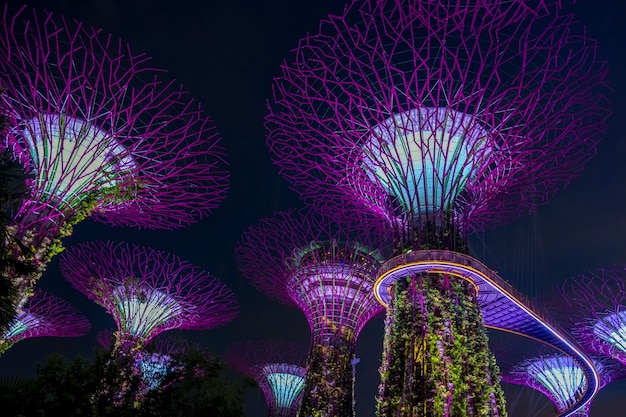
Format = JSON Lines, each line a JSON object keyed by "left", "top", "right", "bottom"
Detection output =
{"left": 1, "top": 1, "right": 625, "bottom": 416}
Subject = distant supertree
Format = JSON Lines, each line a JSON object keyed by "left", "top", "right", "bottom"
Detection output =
{"left": 0, "top": 5, "right": 228, "bottom": 312}
{"left": 0, "top": 290, "right": 90, "bottom": 354}
{"left": 224, "top": 340, "right": 309, "bottom": 417}
{"left": 266, "top": 0, "right": 608, "bottom": 414}
{"left": 60, "top": 241, "right": 238, "bottom": 354}
{"left": 557, "top": 266, "right": 626, "bottom": 366}
{"left": 236, "top": 209, "right": 387, "bottom": 416}
{"left": 504, "top": 353, "right": 626, "bottom": 416}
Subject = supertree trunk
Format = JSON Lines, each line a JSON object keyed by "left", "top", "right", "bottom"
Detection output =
{"left": 377, "top": 223, "right": 506, "bottom": 417}
{"left": 299, "top": 332, "right": 356, "bottom": 417}
{"left": 378, "top": 275, "right": 505, "bottom": 417}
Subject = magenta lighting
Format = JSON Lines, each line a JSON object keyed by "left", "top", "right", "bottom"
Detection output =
{"left": 236, "top": 208, "right": 387, "bottom": 415}
{"left": 0, "top": 5, "right": 228, "bottom": 309}
{"left": 266, "top": 0, "right": 608, "bottom": 239}
{"left": 224, "top": 340, "right": 308, "bottom": 417}
{"left": 60, "top": 241, "right": 237, "bottom": 352}
{"left": 265, "top": 0, "right": 608, "bottom": 414}
{"left": 0, "top": 290, "right": 90, "bottom": 354}
{"left": 557, "top": 266, "right": 626, "bottom": 366}
{"left": 504, "top": 354, "right": 626, "bottom": 416}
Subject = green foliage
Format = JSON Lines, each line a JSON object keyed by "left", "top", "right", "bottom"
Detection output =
{"left": 298, "top": 335, "right": 356, "bottom": 417}
{"left": 376, "top": 275, "right": 506, "bottom": 417}
{"left": 1, "top": 191, "right": 98, "bottom": 323}
{"left": 0, "top": 349, "right": 247, "bottom": 417}
{"left": 0, "top": 149, "right": 33, "bottom": 333}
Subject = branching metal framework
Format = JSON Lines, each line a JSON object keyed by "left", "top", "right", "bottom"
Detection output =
{"left": 265, "top": 0, "right": 608, "bottom": 415}
{"left": 60, "top": 241, "right": 238, "bottom": 352}
{"left": 0, "top": 5, "right": 228, "bottom": 309}
{"left": 503, "top": 353, "right": 626, "bottom": 416}
{"left": 0, "top": 290, "right": 90, "bottom": 353}
{"left": 266, "top": 0, "right": 608, "bottom": 239}
{"left": 557, "top": 266, "right": 626, "bottom": 366}
{"left": 236, "top": 208, "right": 387, "bottom": 415}
{"left": 224, "top": 340, "right": 308, "bottom": 417}
{"left": 237, "top": 209, "right": 386, "bottom": 341}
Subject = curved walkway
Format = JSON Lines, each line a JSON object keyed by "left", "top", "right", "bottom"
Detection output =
{"left": 373, "top": 249, "right": 599, "bottom": 417}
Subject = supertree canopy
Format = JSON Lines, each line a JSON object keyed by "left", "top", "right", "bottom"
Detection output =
{"left": 60, "top": 241, "right": 238, "bottom": 353}
{"left": 265, "top": 0, "right": 608, "bottom": 415}
{"left": 236, "top": 208, "right": 387, "bottom": 416}
{"left": 0, "top": 289, "right": 90, "bottom": 354}
{"left": 503, "top": 353, "right": 626, "bottom": 416}
{"left": 0, "top": 5, "right": 228, "bottom": 311}
{"left": 223, "top": 340, "right": 309, "bottom": 417}
{"left": 556, "top": 266, "right": 626, "bottom": 366}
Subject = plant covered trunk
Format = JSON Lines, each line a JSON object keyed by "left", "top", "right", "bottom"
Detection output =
{"left": 376, "top": 274, "right": 506, "bottom": 417}
{"left": 298, "top": 333, "right": 356, "bottom": 417}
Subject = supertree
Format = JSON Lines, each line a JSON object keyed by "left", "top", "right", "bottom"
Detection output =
{"left": 0, "top": 5, "right": 228, "bottom": 312}
{"left": 0, "top": 289, "right": 90, "bottom": 354}
{"left": 556, "top": 266, "right": 626, "bottom": 366}
{"left": 223, "top": 340, "right": 309, "bottom": 417}
{"left": 60, "top": 241, "right": 238, "bottom": 354}
{"left": 236, "top": 208, "right": 388, "bottom": 416}
{"left": 501, "top": 349, "right": 626, "bottom": 416}
{"left": 265, "top": 0, "right": 608, "bottom": 414}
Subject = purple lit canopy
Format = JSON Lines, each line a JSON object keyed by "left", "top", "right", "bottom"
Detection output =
{"left": 224, "top": 340, "right": 308, "bottom": 417}
{"left": 60, "top": 241, "right": 238, "bottom": 351}
{"left": 236, "top": 208, "right": 387, "bottom": 341}
{"left": 0, "top": 290, "right": 90, "bottom": 353}
{"left": 266, "top": 0, "right": 609, "bottom": 240}
{"left": 0, "top": 5, "right": 228, "bottom": 233}
{"left": 557, "top": 266, "right": 626, "bottom": 366}
{"left": 504, "top": 353, "right": 626, "bottom": 415}
{"left": 236, "top": 208, "right": 389, "bottom": 415}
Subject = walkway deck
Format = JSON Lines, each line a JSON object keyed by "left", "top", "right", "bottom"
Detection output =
{"left": 373, "top": 249, "right": 599, "bottom": 417}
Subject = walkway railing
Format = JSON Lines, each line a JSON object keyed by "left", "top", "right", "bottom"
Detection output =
{"left": 374, "top": 249, "right": 600, "bottom": 417}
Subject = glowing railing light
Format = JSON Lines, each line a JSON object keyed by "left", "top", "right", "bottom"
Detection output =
{"left": 372, "top": 250, "right": 601, "bottom": 417}
{"left": 18, "top": 113, "right": 136, "bottom": 206}
{"left": 360, "top": 107, "right": 490, "bottom": 213}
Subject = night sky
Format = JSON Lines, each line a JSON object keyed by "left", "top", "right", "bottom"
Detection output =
{"left": 1, "top": 1, "right": 625, "bottom": 416}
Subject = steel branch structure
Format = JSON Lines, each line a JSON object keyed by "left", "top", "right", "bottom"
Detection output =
{"left": 265, "top": 0, "right": 608, "bottom": 415}
{"left": 60, "top": 241, "right": 238, "bottom": 353}
{"left": 224, "top": 340, "right": 308, "bottom": 417}
{"left": 556, "top": 266, "right": 626, "bottom": 366}
{"left": 503, "top": 352, "right": 626, "bottom": 416}
{"left": 0, "top": 5, "right": 228, "bottom": 310}
{"left": 0, "top": 290, "right": 90, "bottom": 354}
{"left": 236, "top": 208, "right": 387, "bottom": 416}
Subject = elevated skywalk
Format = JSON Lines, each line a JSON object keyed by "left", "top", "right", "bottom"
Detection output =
{"left": 374, "top": 249, "right": 600, "bottom": 417}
